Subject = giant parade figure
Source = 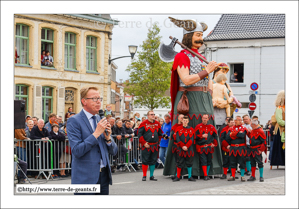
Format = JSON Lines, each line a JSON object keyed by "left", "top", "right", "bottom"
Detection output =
{"left": 211, "top": 63, "right": 242, "bottom": 127}
{"left": 159, "top": 17, "right": 223, "bottom": 177}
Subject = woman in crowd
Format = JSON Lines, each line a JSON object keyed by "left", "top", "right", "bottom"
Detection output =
{"left": 49, "top": 124, "right": 65, "bottom": 178}
{"left": 270, "top": 90, "right": 285, "bottom": 169}
{"left": 159, "top": 118, "right": 165, "bottom": 128}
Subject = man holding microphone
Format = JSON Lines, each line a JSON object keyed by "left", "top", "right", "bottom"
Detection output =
{"left": 67, "top": 87, "right": 118, "bottom": 195}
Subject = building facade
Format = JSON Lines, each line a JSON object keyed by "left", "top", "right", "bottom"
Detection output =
{"left": 110, "top": 64, "right": 125, "bottom": 119}
{"left": 204, "top": 14, "right": 285, "bottom": 126}
{"left": 14, "top": 14, "right": 118, "bottom": 121}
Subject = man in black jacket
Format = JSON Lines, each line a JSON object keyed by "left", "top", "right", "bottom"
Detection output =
{"left": 112, "top": 120, "right": 127, "bottom": 171}
{"left": 30, "top": 119, "right": 52, "bottom": 178}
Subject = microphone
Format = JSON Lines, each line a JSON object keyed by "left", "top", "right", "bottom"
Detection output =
{"left": 98, "top": 109, "right": 109, "bottom": 136}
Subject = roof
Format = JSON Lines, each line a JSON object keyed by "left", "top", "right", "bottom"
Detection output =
{"left": 204, "top": 14, "right": 285, "bottom": 41}
{"left": 67, "top": 14, "right": 119, "bottom": 25}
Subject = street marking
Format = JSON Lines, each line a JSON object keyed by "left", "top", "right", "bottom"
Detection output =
{"left": 114, "top": 181, "right": 134, "bottom": 185}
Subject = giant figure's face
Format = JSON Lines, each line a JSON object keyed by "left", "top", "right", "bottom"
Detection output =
{"left": 192, "top": 32, "right": 203, "bottom": 49}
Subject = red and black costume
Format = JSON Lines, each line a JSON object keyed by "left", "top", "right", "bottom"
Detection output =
{"left": 137, "top": 120, "right": 163, "bottom": 178}
{"left": 195, "top": 123, "right": 218, "bottom": 177}
{"left": 225, "top": 125, "right": 248, "bottom": 178}
{"left": 170, "top": 123, "right": 183, "bottom": 160}
{"left": 174, "top": 125, "right": 195, "bottom": 179}
{"left": 220, "top": 125, "right": 230, "bottom": 176}
{"left": 248, "top": 127, "right": 267, "bottom": 178}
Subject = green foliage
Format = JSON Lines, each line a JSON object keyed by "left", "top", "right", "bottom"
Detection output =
{"left": 125, "top": 23, "right": 172, "bottom": 110}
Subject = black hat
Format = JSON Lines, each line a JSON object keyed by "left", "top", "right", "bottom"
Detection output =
{"left": 51, "top": 124, "right": 59, "bottom": 130}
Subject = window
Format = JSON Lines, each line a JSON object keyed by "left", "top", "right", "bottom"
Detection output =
{"left": 64, "top": 32, "right": 76, "bottom": 70}
{"left": 111, "top": 91, "right": 116, "bottom": 104}
{"left": 229, "top": 63, "right": 244, "bottom": 83}
{"left": 241, "top": 102, "right": 249, "bottom": 108}
{"left": 86, "top": 36, "right": 97, "bottom": 72}
{"left": 15, "top": 84, "right": 29, "bottom": 115}
{"left": 41, "top": 28, "right": 54, "bottom": 66}
{"left": 111, "top": 68, "right": 116, "bottom": 82}
{"left": 42, "top": 86, "right": 53, "bottom": 121}
{"left": 15, "top": 24, "right": 29, "bottom": 65}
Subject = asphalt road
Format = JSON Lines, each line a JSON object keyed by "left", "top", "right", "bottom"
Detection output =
{"left": 109, "top": 161, "right": 285, "bottom": 195}
{"left": 15, "top": 155, "right": 285, "bottom": 195}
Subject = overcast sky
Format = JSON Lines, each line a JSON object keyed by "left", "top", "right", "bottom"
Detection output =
{"left": 110, "top": 15, "right": 221, "bottom": 83}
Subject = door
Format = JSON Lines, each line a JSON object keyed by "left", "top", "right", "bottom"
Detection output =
{"left": 65, "top": 88, "right": 76, "bottom": 120}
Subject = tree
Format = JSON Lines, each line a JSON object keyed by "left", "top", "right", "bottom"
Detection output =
{"left": 125, "top": 23, "right": 172, "bottom": 110}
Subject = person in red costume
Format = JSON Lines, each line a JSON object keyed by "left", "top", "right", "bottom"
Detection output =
{"left": 169, "top": 114, "right": 184, "bottom": 180}
{"left": 172, "top": 116, "right": 196, "bottom": 182}
{"left": 138, "top": 110, "right": 163, "bottom": 181}
{"left": 195, "top": 114, "right": 218, "bottom": 181}
{"left": 220, "top": 118, "right": 239, "bottom": 179}
{"left": 225, "top": 116, "right": 249, "bottom": 182}
{"left": 247, "top": 119, "right": 267, "bottom": 182}
{"left": 163, "top": 17, "right": 222, "bottom": 177}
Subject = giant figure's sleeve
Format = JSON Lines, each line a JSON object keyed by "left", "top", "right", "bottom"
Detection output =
{"left": 275, "top": 108, "right": 285, "bottom": 127}
{"left": 67, "top": 117, "right": 99, "bottom": 159}
{"left": 173, "top": 52, "right": 190, "bottom": 70}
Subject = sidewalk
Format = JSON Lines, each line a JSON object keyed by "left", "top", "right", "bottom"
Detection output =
{"left": 177, "top": 176, "right": 285, "bottom": 195}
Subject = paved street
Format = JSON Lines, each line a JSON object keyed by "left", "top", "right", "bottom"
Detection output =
{"left": 15, "top": 157, "right": 285, "bottom": 195}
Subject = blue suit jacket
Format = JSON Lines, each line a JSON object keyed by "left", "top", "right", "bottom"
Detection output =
{"left": 67, "top": 110, "right": 118, "bottom": 185}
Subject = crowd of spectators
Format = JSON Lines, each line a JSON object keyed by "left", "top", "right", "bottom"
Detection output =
{"left": 14, "top": 113, "right": 75, "bottom": 183}
{"left": 15, "top": 107, "right": 176, "bottom": 183}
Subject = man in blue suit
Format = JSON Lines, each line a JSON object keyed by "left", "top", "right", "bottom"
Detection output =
{"left": 67, "top": 86, "right": 118, "bottom": 195}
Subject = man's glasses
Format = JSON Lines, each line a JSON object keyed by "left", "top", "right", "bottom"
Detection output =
{"left": 149, "top": 114, "right": 155, "bottom": 116}
{"left": 85, "top": 97, "right": 103, "bottom": 102}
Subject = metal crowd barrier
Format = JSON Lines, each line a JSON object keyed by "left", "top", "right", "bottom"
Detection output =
{"left": 14, "top": 135, "right": 143, "bottom": 180}
{"left": 14, "top": 138, "right": 72, "bottom": 180}
{"left": 109, "top": 136, "right": 142, "bottom": 172}
{"left": 264, "top": 129, "right": 271, "bottom": 151}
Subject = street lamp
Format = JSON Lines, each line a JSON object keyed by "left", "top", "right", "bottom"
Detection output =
{"left": 108, "top": 45, "right": 138, "bottom": 65}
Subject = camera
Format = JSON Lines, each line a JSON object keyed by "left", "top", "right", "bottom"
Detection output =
{"left": 162, "top": 134, "right": 169, "bottom": 139}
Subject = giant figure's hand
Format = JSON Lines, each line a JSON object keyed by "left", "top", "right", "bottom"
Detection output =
{"left": 206, "top": 61, "right": 218, "bottom": 74}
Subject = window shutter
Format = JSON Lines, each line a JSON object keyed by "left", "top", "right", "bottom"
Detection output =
{"left": 34, "top": 85, "right": 42, "bottom": 119}
{"left": 57, "top": 87, "right": 65, "bottom": 119}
